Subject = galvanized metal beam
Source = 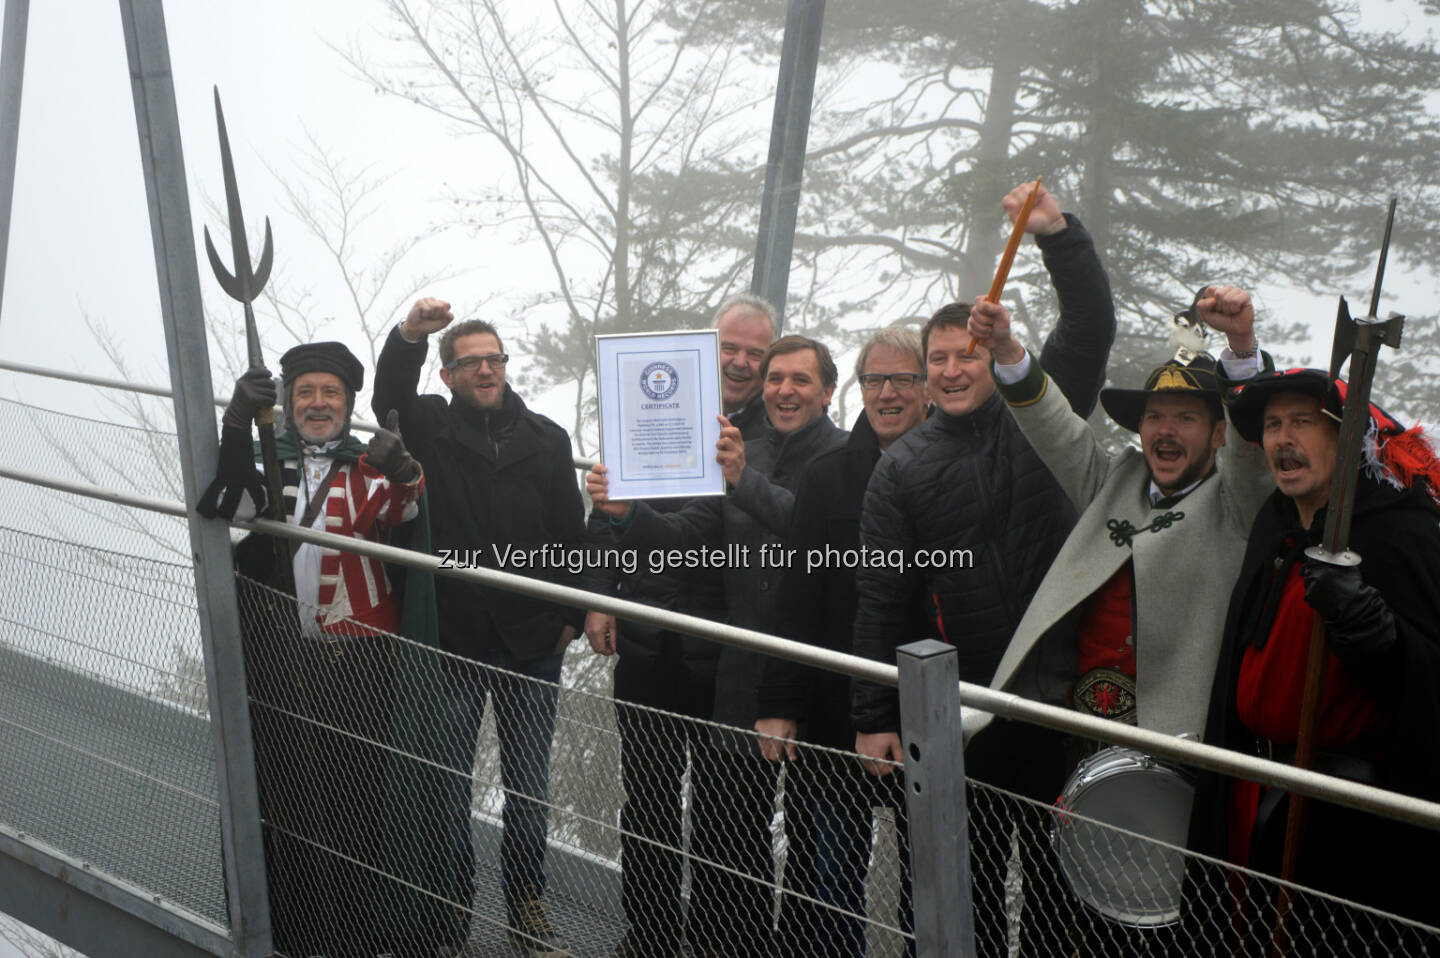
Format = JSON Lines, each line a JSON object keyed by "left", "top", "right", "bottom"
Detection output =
{"left": 0, "top": 0, "right": 30, "bottom": 326}
{"left": 898, "top": 640, "right": 976, "bottom": 958}
{"left": 751, "top": 0, "right": 825, "bottom": 333}
{"left": 0, "top": 828, "right": 231, "bottom": 958}
{"left": 118, "top": 0, "right": 271, "bottom": 954}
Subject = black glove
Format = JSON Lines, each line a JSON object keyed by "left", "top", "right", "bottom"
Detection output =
{"left": 368, "top": 409, "right": 419, "bottom": 482}
{"left": 1302, "top": 560, "right": 1397, "bottom": 663}
{"left": 222, "top": 367, "right": 277, "bottom": 430}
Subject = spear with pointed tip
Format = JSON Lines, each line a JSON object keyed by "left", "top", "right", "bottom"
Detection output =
{"left": 203, "top": 87, "right": 289, "bottom": 588}
{"left": 1270, "top": 196, "right": 1405, "bottom": 956}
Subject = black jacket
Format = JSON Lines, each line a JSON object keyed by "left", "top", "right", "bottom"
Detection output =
{"left": 577, "top": 394, "right": 770, "bottom": 684}
{"left": 373, "top": 326, "right": 585, "bottom": 660}
{"left": 851, "top": 396, "right": 1078, "bottom": 731}
{"left": 849, "top": 214, "right": 1115, "bottom": 735}
{"left": 1186, "top": 476, "right": 1440, "bottom": 928}
{"left": 612, "top": 413, "right": 846, "bottom": 734}
{"left": 758, "top": 411, "right": 881, "bottom": 749}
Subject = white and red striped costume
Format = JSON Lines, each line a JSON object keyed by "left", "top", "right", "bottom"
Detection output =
{"left": 295, "top": 455, "right": 422, "bottom": 636}
{"left": 225, "top": 449, "right": 424, "bottom": 637}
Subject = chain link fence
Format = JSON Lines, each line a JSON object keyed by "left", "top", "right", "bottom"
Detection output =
{"left": 0, "top": 526, "right": 225, "bottom": 927}
{"left": 965, "top": 774, "right": 1440, "bottom": 958}
{"left": 2, "top": 396, "right": 1439, "bottom": 956}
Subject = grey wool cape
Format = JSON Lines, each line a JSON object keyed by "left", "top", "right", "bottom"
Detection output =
{"left": 985, "top": 358, "right": 1274, "bottom": 739}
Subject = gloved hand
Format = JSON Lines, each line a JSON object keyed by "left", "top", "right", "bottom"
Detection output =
{"left": 1302, "top": 560, "right": 1397, "bottom": 662}
{"left": 367, "top": 409, "right": 419, "bottom": 482}
{"left": 222, "top": 367, "right": 277, "bottom": 430}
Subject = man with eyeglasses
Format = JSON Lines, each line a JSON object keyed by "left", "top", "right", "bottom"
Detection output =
{"left": 851, "top": 183, "right": 1116, "bottom": 957}
{"left": 753, "top": 325, "right": 929, "bottom": 956}
{"left": 374, "top": 297, "right": 585, "bottom": 957}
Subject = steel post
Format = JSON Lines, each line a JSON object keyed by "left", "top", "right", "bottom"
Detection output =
{"left": 898, "top": 639, "right": 976, "bottom": 958}
{"left": 750, "top": 0, "right": 824, "bottom": 333}
{"left": 119, "top": 1, "right": 272, "bottom": 954}
{"left": 0, "top": 0, "right": 30, "bottom": 325}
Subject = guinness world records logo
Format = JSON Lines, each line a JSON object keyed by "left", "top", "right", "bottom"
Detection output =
{"left": 640, "top": 361, "right": 680, "bottom": 401}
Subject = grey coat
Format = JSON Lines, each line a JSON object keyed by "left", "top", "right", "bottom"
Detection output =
{"left": 988, "top": 366, "right": 1273, "bottom": 738}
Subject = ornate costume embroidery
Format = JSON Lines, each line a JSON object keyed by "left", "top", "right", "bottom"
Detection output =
{"left": 1074, "top": 667, "right": 1138, "bottom": 724}
{"left": 1107, "top": 511, "right": 1185, "bottom": 547}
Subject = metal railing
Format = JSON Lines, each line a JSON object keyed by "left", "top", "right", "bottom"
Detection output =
{"left": 3, "top": 390, "right": 1440, "bottom": 957}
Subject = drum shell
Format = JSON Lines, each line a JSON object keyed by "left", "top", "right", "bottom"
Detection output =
{"left": 1051, "top": 745, "right": 1195, "bottom": 927}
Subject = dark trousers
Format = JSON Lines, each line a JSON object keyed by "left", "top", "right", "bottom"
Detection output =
{"left": 612, "top": 652, "right": 715, "bottom": 956}
{"left": 779, "top": 753, "right": 914, "bottom": 958}
{"left": 247, "top": 624, "right": 397, "bottom": 958}
{"left": 438, "top": 646, "right": 564, "bottom": 927}
{"left": 689, "top": 738, "right": 780, "bottom": 958}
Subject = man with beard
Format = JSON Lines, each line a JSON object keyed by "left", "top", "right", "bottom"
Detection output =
{"left": 587, "top": 335, "right": 846, "bottom": 958}
{"left": 198, "top": 342, "right": 425, "bottom": 958}
{"left": 753, "top": 324, "right": 929, "bottom": 956}
{"left": 1190, "top": 368, "right": 1440, "bottom": 950}
{"left": 374, "top": 299, "right": 586, "bottom": 957}
{"left": 580, "top": 294, "right": 775, "bottom": 958}
{"left": 966, "top": 286, "right": 1271, "bottom": 955}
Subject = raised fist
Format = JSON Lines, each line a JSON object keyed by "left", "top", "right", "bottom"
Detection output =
{"left": 402, "top": 297, "right": 455, "bottom": 338}
{"left": 1001, "top": 181, "right": 1065, "bottom": 236}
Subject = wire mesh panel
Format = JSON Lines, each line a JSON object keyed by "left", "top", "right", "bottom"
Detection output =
{"left": 0, "top": 399, "right": 189, "bottom": 560}
{"left": 0, "top": 525, "right": 226, "bottom": 926}
{"left": 964, "top": 770, "right": 1440, "bottom": 958}
{"left": 232, "top": 564, "right": 923, "bottom": 957}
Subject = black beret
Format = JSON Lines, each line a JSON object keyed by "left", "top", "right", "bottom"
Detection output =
{"left": 279, "top": 342, "right": 364, "bottom": 393}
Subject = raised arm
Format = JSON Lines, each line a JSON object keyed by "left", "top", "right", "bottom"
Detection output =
{"left": 995, "top": 183, "right": 1115, "bottom": 417}
{"left": 373, "top": 297, "right": 453, "bottom": 428}
{"left": 970, "top": 297, "right": 1112, "bottom": 509}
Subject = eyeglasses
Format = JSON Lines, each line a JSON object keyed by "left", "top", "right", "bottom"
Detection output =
{"left": 858, "top": 372, "right": 925, "bottom": 391}
{"left": 446, "top": 353, "right": 509, "bottom": 372}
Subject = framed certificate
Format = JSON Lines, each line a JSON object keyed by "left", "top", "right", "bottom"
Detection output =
{"left": 595, "top": 329, "right": 724, "bottom": 500}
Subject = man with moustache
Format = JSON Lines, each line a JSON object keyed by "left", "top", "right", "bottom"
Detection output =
{"left": 198, "top": 342, "right": 425, "bottom": 958}
{"left": 374, "top": 298, "right": 585, "bottom": 957}
{"left": 579, "top": 294, "right": 776, "bottom": 958}
{"left": 754, "top": 325, "right": 930, "bottom": 956}
{"left": 587, "top": 334, "right": 845, "bottom": 958}
{"left": 1190, "top": 368, "right": 1440, "bottom": 945}
{"left": 966, "top": 286, "right": 1271, "bottom": 955}
{"left": 850, "top": 183, "right": 1115, "bottom": 956}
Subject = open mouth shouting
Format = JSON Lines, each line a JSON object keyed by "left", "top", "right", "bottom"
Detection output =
{"left": 1272, "top": 446, "right": 1310, "bottom": 482}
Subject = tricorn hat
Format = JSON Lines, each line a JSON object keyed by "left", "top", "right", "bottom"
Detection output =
{"left": 1100, "top": 355, "right": 1222, "bottom": 433}
{"left": 279, "top": 341, "right": 364, "bottom": 393}
{"left": 1225, "top": 367, "right": 1338, "bottom": 443}
{"left": 1228, "top": 366, "right": 1440, "bottom": 504}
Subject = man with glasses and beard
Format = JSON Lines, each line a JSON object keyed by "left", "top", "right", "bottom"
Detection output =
{"left": 375, "top": 298, "right": 586, "bottom": 957}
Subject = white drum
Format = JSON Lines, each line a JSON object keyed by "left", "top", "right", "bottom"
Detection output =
{"left": 1050, "top": 745, "right": 1196, "bottom": 927}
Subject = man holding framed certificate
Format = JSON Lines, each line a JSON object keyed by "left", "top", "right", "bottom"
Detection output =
{"left": 588, "top": 332, "right": 845, "bottom": 958}
{"left": 581, "top": 296, "right": 777, "bottom": 958}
